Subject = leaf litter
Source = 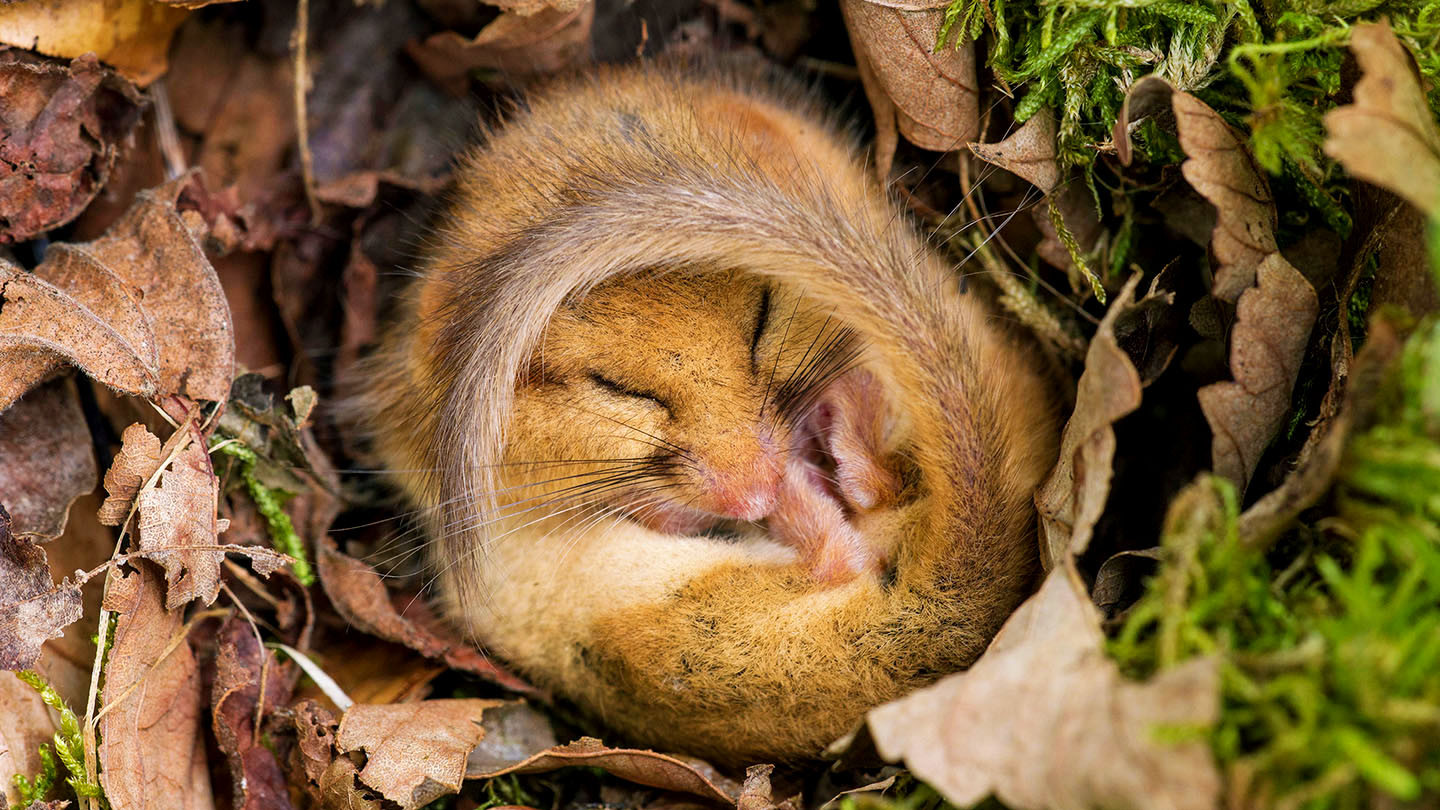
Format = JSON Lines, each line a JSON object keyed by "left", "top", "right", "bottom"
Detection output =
{"left": 0, "top": 4, "right": 1438, "bottom": 810}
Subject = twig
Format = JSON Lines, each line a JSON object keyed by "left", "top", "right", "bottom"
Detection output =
{"left": 149, "top": 79, "right": 188, "bottom": 181}
{"left": 293, "top": 0, "right": 322, "bottom": 223}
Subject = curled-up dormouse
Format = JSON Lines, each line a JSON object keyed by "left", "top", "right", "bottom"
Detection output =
{"left": 353, "top": 63, "right": 1060, "bottom": 764}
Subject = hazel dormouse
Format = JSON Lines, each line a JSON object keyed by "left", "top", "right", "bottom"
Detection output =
{"left": 355, "top": 63, "right": 1060, "bottom": 764}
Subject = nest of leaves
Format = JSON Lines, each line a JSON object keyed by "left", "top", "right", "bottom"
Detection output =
{"left": 0, "top": 1, "right": 1438, "bottom": 810}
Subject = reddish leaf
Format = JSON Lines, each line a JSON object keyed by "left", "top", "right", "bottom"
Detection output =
{"left": 211, "top": 614, "right": 294, "bottom": 810}
{"left": 0, "top": 51, "right": 142, "bottom": 242}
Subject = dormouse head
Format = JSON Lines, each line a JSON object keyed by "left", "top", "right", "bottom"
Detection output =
{"left": 503, "top": 269, "right": 855, "bottom": 534}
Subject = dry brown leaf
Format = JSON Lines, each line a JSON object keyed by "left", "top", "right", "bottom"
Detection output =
{"left": 1372, "top": 204, "right": 1439, "bottom": 317}
{"left": 336, "top": 700, "right": 501, "bottom": 809}
{"left": 0, "top": 378, "right": 97, "bottom": 541}
{"left": 406, "top": 2, "right": 596, "bottom": 96}
{"left": 1117, "top": 76, "right": 1276, "bottom": 302}
{"left": 98, "top": 423, "right": 164, "bottom": 526}
{"left": 0, "top": 0, "right": 190, "bottom": 86}
{"left": 1197, "top": 252, "right": 1318, "bottom": 494}
{"left": 314, "top": 537, "right": 535, "bottom": 693}
{"left": 840, "top": 0, "right": 978, "bottom": 179}
{"left": 98, "top": 562, "right": 213, "bottom": 810}
{"left": 136, "top": 440, "right": 231, "bottom": 609}
{"left": 0, "top": 50, "right": 142, "bottom": 242}
{"left": 968, "top": 110, "right": 1060, "bottom": 193}
{"left": 0, "top": 177, "right": 235, "bottom": 410}
{"left": 0, "top": 504, "right": 84, "bottom": 671}
{"left": 466, "top": 736, "right": 739, "bottom": 805}
{"left": 867, "top": 565, "right": 1220, "bottom": 810}
{"left": 1033, "top": 274, "right": 1156, "bottom": 569}
{"left": 70, "top": 178, "right": 236, "bottom": 403}
{"left": 1324, "top": 22, "right": 1440, "bottom": 219}
{"left": 211, "top": 614, "right": 294, "bottom": 810}
{"left": 1237, "top": 311, "right": 1405, "bottom": 546}
{"left": 0, "top": 665, "right": 59, "bottom": 807}
{"left": 0, "top": 259, "right": 160, "bottom": 411}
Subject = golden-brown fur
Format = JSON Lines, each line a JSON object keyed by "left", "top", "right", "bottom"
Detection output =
{"left": 354, "top": 64, "right": 1059, "bottom": 764}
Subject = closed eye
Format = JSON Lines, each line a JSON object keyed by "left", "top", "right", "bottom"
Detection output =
{"left": 750, "top": 285, "right": 772, "bottom": 370}
{"left": 588, "top": 372, "right": 673, "bottom": 415}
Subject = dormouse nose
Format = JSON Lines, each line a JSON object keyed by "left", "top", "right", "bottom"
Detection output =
{"left": 698, "top": 427, "right": 783, "bottom": 521}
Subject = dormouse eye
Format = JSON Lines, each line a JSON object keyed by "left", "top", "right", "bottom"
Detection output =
{"left": 587, "top": 372, "right": 672, "bottom": 414}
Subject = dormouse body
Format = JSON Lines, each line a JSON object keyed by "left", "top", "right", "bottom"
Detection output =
{"left": 356, "top": 63, "right": 1059, "bottom": 763}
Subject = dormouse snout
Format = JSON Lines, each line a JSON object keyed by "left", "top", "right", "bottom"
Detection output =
{"left": 694, "top": 427, "right": 784, "bottom": 521}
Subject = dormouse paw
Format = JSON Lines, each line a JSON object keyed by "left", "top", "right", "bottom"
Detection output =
{"left": 769, "top": 458, "right": 882, "bottom": 583}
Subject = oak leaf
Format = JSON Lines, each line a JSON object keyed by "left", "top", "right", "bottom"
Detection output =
{"left": 867, "top": 565, "right": 1220, "bottom": 810}
{"left": 1197, "top": 253, "right": 1318, "bottom": 494}
{"left": 1117, "top": 76, "right": 1276, "bottom": 302}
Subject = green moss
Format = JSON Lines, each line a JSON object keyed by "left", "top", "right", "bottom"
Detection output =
{"left": 14, "top": 670, "right": 109, "bottom": 808}
{"left": 1108, "top": 316, "right": 1440, "bottom": 807}
{"left": 212, "top": 440, "right": 315, "bottom": 585}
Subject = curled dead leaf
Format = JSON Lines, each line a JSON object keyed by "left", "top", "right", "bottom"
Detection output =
{"left": 968, "top": 110, "right": 1060, "bottom": 193}
{"left": 0, "top": 378, "right": 97, "bottom": 541}
{"left": 0, "top": 50, "right": 143, "bottom": 242}
{"left": 867, "top": 565, "right": 1220, "bottom": 810}
{"left": 0, "top": 177, "right": 235, "bottom": 411}
{"left": 406, "top": 1, "right": 596, "bottom": 96}
{"left": 1237, "top": 311, "right": 1405, "bottom": 546}
{"left": 77, "top": 177, "right": 236, "bottom": 403}
{"left": 99, "top": 423, "right": 164, "bottom": 526}
{"left": 1034, "top": 274, "right": 1164, "bottom": 568}
{"left": 1117, "top": 76, "right": 1276, "bottom": 302}
{"left": 0, "top": 258, "right": 161, "bottom": 411}
{"left": 98, "top": 562, "right": 214, "bottom": 810}
{"left": 466, "top": 736, "right": 739, "bottom": 805}
{"left": 1324, "top": 22, "right": 1440, "bottom": 219}
{"left": 839, "top": 0, "right": 978, "bottom": 179}
{"left": 1197, "top": 252, "right": 1318, "bottom": 494}
{"left": 0, "top": 505, "right": 84, "bottom": 671}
